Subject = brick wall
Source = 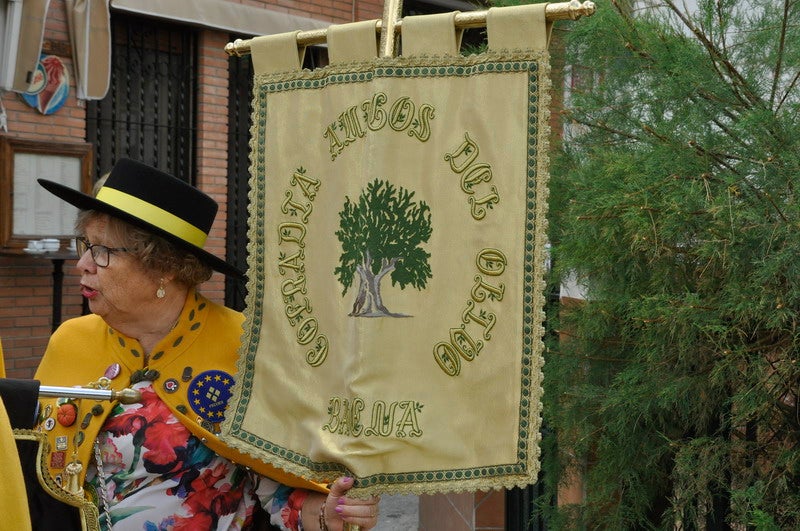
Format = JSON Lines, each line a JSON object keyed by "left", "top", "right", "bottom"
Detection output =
{"left": 1, "top": 0, "right": 84, "bottom": 377}
{"left": 0, "top": 0, "right": 379, "bottom": 377}
{"left": 196, "top": 30, "right": 234, "bottom": 301}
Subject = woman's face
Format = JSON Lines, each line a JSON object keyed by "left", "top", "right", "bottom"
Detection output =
{"left": 76, "top": 215, "right": 161, "bottom": 326}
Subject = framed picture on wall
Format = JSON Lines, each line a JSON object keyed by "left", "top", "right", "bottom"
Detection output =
{"left": 0, "top": 136, "right": 93, "bottom": 254}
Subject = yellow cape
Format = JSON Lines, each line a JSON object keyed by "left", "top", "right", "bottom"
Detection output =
{"left": 34, "top": 291, "right": 327, "bottom": 497}
{"left": 1, "top": 338, "right": 33, "bottom": 530}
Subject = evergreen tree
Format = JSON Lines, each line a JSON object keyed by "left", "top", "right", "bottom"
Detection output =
{"left": 543, "top": 0, "right": 800, "bottom": 528}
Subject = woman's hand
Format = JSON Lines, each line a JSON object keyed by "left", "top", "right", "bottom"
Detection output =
{"left": 320, "top": 476, "right": 381, "bottom": 530}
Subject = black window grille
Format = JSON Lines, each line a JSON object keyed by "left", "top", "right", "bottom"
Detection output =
{"left": 225, "top": 44, "right": 327, "bottom": 310}
{"left": 224, "top": 47, "right": 252, "bottom": 310}
{"left": 86, "top": 13, "right": 197, "bottom": 182}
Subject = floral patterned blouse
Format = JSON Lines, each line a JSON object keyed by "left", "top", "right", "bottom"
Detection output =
{"left": 85, "top": 381, "right": 307, "bottom": 530}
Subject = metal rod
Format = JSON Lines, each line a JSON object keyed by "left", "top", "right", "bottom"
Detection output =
{"left": 39, "top": 385, "right": 142, "bottom": 404}
{"left": 378, "top": 0, "right": 403, "bottom": 58}
{"left": 224, "top": 0, "right": 596, "bottom": 56}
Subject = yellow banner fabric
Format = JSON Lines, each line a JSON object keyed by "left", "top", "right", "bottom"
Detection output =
{"left": 222, "top": 22, "right": 551, "bottom": 496}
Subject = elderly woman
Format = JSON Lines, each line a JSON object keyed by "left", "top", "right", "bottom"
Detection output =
{"left": 35, "top": 159, "right": 379, "bottom": 530}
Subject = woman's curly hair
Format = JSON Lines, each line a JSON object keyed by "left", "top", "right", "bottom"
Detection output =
{"left": 75, "top": 210, "right": 213, "bottom": 287}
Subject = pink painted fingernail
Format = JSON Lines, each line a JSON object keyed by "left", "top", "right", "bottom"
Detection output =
{"left": 335, "top": 505, "right": 343, "bottom": 514}
{"left": 338, "top": 497, "right": 346, "bottom": 505}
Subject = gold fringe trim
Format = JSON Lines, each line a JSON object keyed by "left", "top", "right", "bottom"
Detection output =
{"left": 12, "top": 429, "right": 101, "bottom": 531}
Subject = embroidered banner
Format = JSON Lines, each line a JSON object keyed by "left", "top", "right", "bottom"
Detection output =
{"left": 221, "top": 5, "right": 552, "bottom": 495}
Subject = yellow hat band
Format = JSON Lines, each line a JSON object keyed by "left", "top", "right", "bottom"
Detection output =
{"left": 96, "top": 187, "right": 208, "bottom": 248}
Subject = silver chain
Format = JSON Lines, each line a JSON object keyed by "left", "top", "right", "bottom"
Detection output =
{"left": 93, "top": 438, "right": 113, "bottom": 531}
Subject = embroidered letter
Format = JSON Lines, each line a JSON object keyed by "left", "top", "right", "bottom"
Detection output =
{"left": 324, "top": 125, "right": 344, "bottom": 161}
{"left": 291, "top": 168, "right": 321, "bottom": 201}
{"left": 433, "top": 341, "right": 460, "bottom": 376}
{"left": 461, "top": 162, "right": 492, "bottom": 194}
{"left": 278, "top": 222, "right": 307, "bottom": 247}
{"left": 469, "top": 188, "right": 500, "bottom": 220}
{"left": 338, "top": 105, "right": 366, "bottom": 147}
{"left": 462, "top": 300, "right": 496, "bottom": 340}
{"left": 306, "top": 335, "right": 328, "bottom": 367}
{"left": 278, "top": 249, "right": 305, "bottom": 275}
{"left": 395, "top": 401, "right": 423, "bottom": 438}
{"left": 362, "top": 92, "right": 388, "bottom": 131}
{"left": 281, "top": 276, "right": 308, "bottom": 300}
{"left": 281, "top": 190, "right": 313, "bottom": 224}
{"left": 450, "top": 327, "right": 483, "bottom": 362}
{"left": 388, "top": 96, "right": 415, "bottom": 132}
{"left": 476, "top": 248, "right": 507, "bottom": 276}
{"left": 471, "top": 275, "right": 505, "bottom": 303}
{"left": 296, "top": 317, "right": 319, "bottom": 345}
{"left": 444, "top": 132, "right": 479, "bottom": 173}
{"left": 408, "top": 104, "right": 434, "bottom": 142}
{"left": 285, "top": 297, "right": 312, "bottom": 325}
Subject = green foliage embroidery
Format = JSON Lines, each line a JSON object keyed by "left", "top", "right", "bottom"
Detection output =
{"left": 335, "top": 179, "right": 433, "bottom": 317}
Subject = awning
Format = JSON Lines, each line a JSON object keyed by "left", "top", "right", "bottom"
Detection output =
{"left": 7, "top": 0, "right": 328, "bottom": 99}
{"left": 65, "top": 0, "right": 110, "bottom": 100}
{"left": 110, "top": 0, "right": 329, "bottom": 37}
{"left": 1, "top": 0, "right": 108, "bottom": 98}
{"left": 65, "top": 0, "right": 329, "bottom": 101}
{"left": 11, "top": 0, "right": 51, "bottom": 93}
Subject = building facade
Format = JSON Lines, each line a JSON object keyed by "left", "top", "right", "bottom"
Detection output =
{"left": 0, "top": 0, "right": 388, "bottom": 377}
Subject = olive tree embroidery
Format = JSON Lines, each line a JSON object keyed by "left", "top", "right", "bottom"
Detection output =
{"left": 335, "top": 179, "right": 433, "bottom": 317}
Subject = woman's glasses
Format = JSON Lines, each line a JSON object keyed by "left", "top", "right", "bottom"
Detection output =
{"left": 74, "top": 237, "right": 128, "bottom": 268}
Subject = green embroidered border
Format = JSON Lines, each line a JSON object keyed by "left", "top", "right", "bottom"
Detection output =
{"left": 223, "top": 50, "right": 549, "bottom": 495}
{"left": 257, "top": 59, "right": 539, "bottom": 93}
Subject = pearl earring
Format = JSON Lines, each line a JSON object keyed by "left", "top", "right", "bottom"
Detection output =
{"left": 156, "top": 278, "right": 166, "bottom": 299}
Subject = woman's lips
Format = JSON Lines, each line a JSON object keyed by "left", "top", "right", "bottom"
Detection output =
{"left": 80, "top": 284, "right": 98, "bottom": 299}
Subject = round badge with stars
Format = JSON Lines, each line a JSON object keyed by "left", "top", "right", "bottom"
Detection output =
{"left": 187, "top": 370, "right": 235, "bottom": 423}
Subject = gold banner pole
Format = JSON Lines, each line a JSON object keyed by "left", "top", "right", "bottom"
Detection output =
{"left": 378, "top": 0, "right": 403, "bottom": 58}
{"left": 224, "top": 0, "right": 596, "bottom": 57}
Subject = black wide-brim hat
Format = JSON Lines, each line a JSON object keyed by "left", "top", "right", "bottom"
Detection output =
{"left": 38, "top": 158, "right": 245, "bottom": 279}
